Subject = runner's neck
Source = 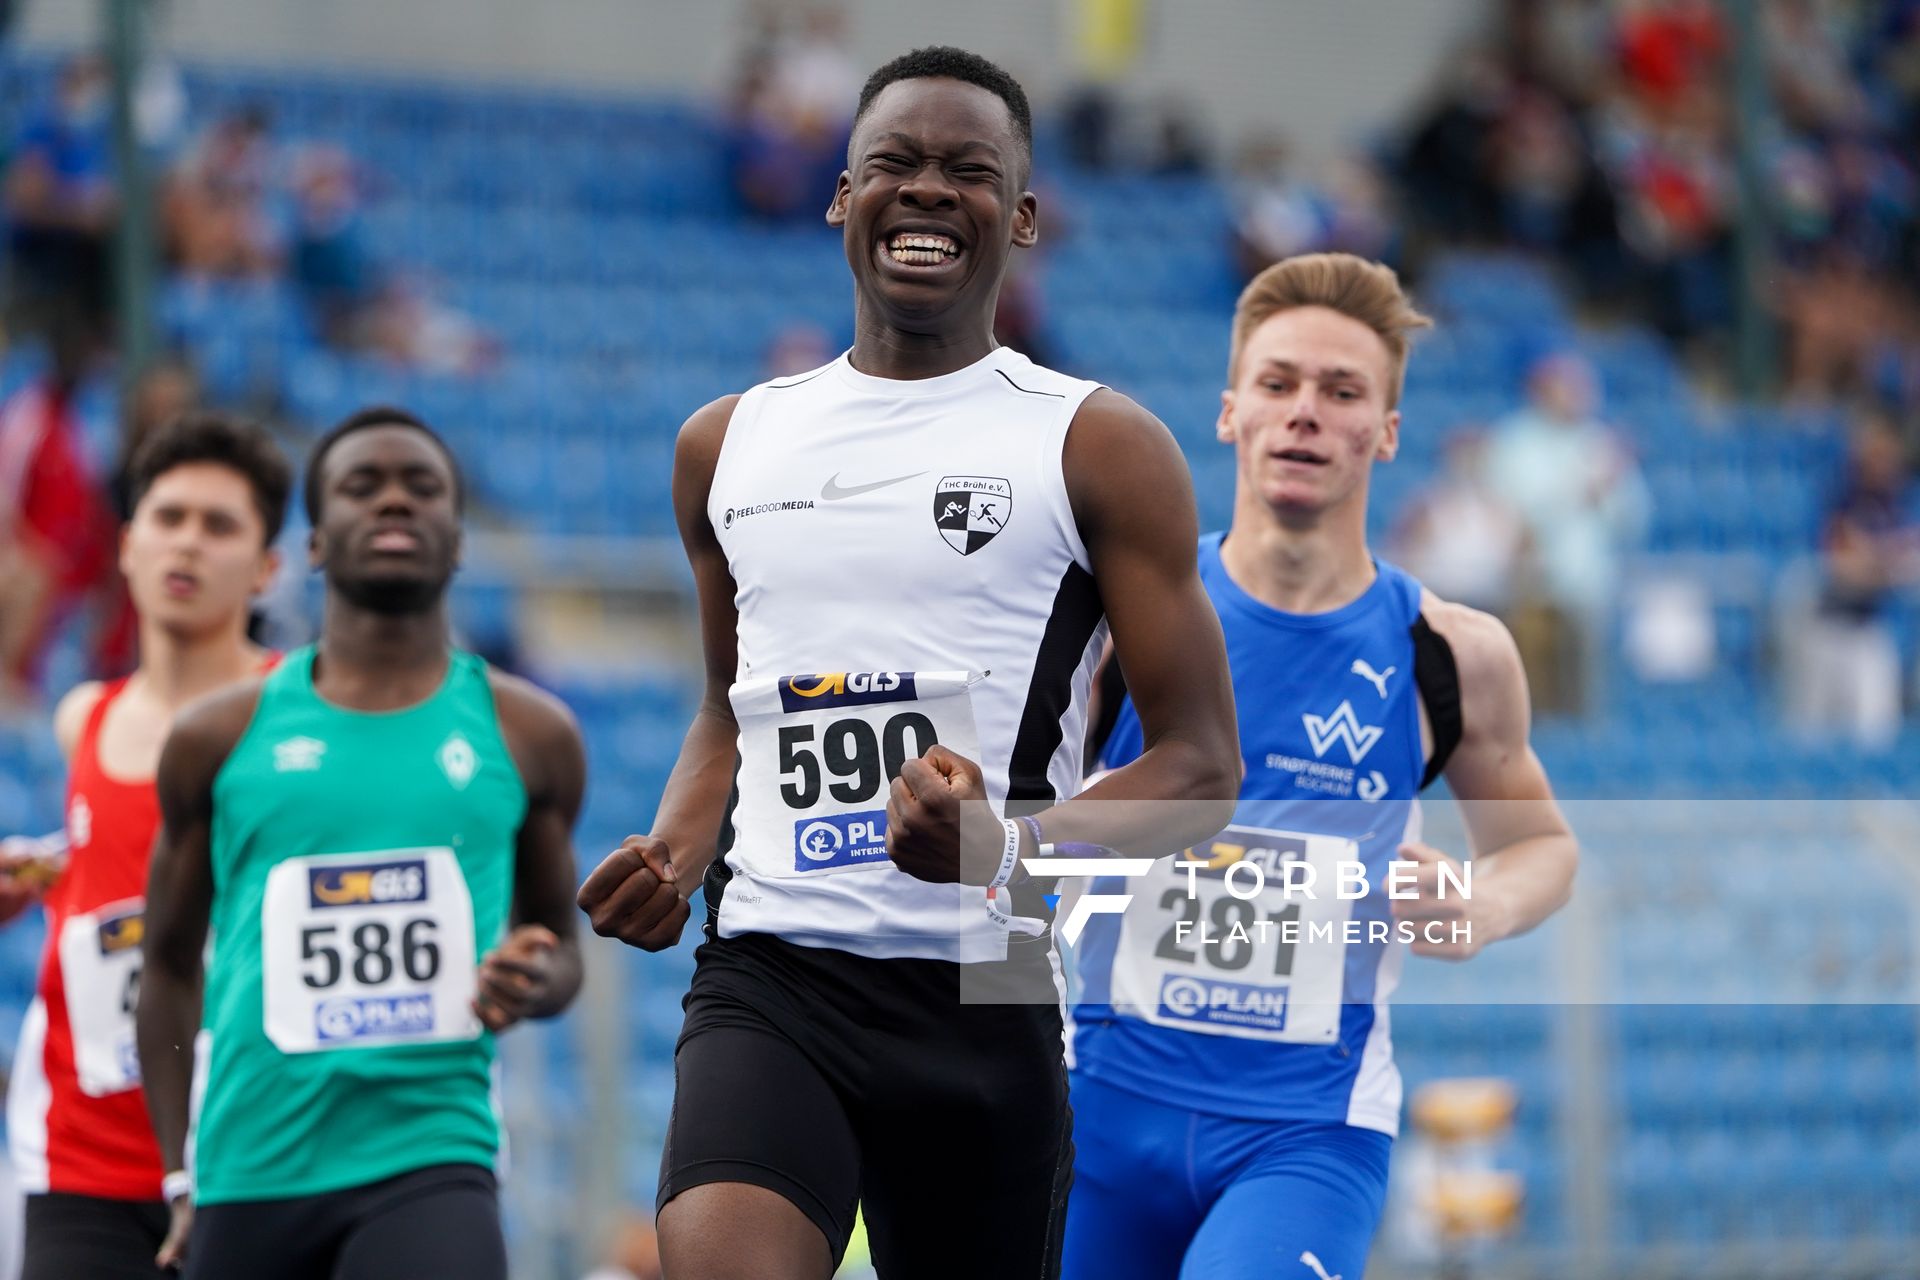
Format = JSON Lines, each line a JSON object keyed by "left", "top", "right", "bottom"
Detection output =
{"left": 132, "top": 617, "right": 268, "bottom": 711}
{"left": 1220, "top": 509, "right": 1375, "bottom": 617}
{"left": 314, "top": 602, "right": 452, "bottom": 710}
{"left": 848, "top": 315, "right": 1000, "bottom": 381}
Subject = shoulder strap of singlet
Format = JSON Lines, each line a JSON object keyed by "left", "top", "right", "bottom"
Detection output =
{"left": 76, "top": 676, "right": 133, "bottom": 767}
{"left": 1412, "top": 614, "right": 1462, "bottom": 790}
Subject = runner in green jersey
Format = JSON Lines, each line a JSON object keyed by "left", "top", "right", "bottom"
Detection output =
{"left": 136, "top": 408, "right": 586, "bottom": 1279}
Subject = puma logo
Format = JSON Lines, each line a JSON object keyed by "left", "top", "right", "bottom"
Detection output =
{"left": 1350, "top": 659, "right": 1395, "bottom": 699}
{"left": 1300, "top": 1251, "right": 1341, "bottom": 1280}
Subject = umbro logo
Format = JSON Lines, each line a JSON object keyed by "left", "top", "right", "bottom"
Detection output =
{"left": 273, "top": 736, "right": 327, "bottom": 773}
{"left": 1301, "top": 701, "right": 1384, "bottom": 764}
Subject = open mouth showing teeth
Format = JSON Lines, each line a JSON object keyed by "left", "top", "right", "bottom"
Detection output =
{"left": 886, "top": 233, "right": 961, "bottom": 265}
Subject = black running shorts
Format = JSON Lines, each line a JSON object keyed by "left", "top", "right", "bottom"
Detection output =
{"left": 658, "top": 929, "right": 1075, "bottom": 1279}
{"left": 22, "top": 1192, "right": 170, "bottom": 1280}
{"left": 185, "top": 1162, "right": 505, "bottom": 1280}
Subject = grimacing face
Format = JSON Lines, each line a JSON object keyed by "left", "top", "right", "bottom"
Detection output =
{"left": 309, "top": 425, "right": 461, "bottom": 615}
{"left": 1219, "top": 306, "right": 1401, "bottom": 520}
{"left": 828, "top": 76, "right": 1036, "bottom": 331}
{"left": 121, "top": 463, "right": 278, "bottom": 638}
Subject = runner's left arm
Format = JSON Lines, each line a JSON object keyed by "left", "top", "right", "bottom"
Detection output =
{"left": 139, "top": 685, "right": 257, "bottom": 1177}
{"left": 1033, "top": 390, "right": 1243, "bottom": 853}
{"left": 139, "top": 681, "right": 262, "bottom": 1266}
{"left": 887, "top": 390, "right": 1241, "bottom": 884}
{"left": 1391, "top": 601, "right": 1578, "bottom": 960}
{"left": 476, "top": 674, "right": 587, "bottom": 1030}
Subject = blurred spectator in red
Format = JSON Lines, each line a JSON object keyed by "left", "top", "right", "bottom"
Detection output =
{"left": 1489, "top": 354, "right": 1650, "bottom": 712}
{"left": 1789, "top": 412, "right": 1919, "bottom": 746}
{"left": 724, "top": 4, "right": 854, "bottom": 221}
{"left": 1614, "top": 0, "right": 1725, "bottom": 123}
{"left": 163, "top": 105, "right": 280, "bottom": 278}
{"left": 1389, "top": 428, "right": 1528, "bottom": 615}
{"left": 3, "top": 54, "right": 116, "bottom": 344}
{"left": 0, "top": 320, "right": 115, "bottom": 700}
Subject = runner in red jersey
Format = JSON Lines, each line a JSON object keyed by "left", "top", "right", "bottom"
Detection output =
{"left": 1, "top": 413, "right": 290, "bottom": 1279}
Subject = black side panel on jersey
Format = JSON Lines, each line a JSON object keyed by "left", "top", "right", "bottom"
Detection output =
{"left": 1412, "top": 614, "right": 1462, "bottom": 789}
{"left": 702, "top": 765, "right": 742, "bottom": 942}
{"left": 1084, "top": 651, "right": 1129, "bottom": 768}
{"left": 1005, "top": 563, "right": 1105, "bottom": 813}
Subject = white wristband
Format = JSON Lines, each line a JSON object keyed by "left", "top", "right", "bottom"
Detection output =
{"left": 987, "top": 817, "right": 1023, "bottom": 890}
{"left": 162, "top": 1170, "right": 193, "bottom": 1203}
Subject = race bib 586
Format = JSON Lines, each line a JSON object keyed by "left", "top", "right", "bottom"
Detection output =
{"left": 261, "top": 847, "right": 480, "bottom": 1054}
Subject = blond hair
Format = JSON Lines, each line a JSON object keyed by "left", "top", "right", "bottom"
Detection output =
{"left": 1229, "top": 253, "right": 1433, "bottom": 408}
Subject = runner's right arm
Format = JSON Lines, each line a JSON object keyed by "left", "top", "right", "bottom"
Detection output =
{"left": 138, "top": 681, "right": 260, "bottom": 1265}
{"left": 578, "top": 395, "right": 742, "bottom": 951}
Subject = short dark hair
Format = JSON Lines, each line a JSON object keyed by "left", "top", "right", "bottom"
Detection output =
{"left": 853, "top": 47, "right": 1033, "bottom": 176}
{"left": 126, "top": 413, "right": 293, "bottom": 546}
{"left": 303, "top": 406, "right": 465, "bottom": 524}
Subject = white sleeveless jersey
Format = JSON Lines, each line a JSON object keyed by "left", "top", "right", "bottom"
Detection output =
{"left": 708, "top": 348, "right": 1107, "bottom": 962}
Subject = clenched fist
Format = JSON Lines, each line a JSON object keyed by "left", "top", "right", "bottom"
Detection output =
{"left": 884, "top": 744, "right": 1002, "bottom": 885}
{"left": 577, "top": 835, "right": 691, "bottom": 951}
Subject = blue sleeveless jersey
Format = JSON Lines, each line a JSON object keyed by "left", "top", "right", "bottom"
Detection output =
{"left": 1069, "top": 532, "right": 1428, "bottom": 1135}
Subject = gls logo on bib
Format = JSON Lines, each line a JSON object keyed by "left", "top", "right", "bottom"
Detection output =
{"left": 778, "top": 672, "right": 917, "bottom": 712}
{"left": 308, "top": 859, "right": 428, "bottom": 910}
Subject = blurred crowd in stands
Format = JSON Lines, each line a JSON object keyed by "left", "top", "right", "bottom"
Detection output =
{"left": 0, "top": 1, "right": 1916, "bottom": 745}
{"left": 3, "top": 52, "right": 496, "bottom": 375}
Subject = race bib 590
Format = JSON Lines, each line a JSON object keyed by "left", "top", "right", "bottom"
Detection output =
{"left": 730, "top": 671, "right": 984, "bottom": 876}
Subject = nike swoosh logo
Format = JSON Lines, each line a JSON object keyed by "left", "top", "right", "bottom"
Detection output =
{"left": 820, "top": 470, "right": 926, "bottom": 501}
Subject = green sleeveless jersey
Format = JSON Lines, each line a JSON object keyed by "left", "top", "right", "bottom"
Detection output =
{"left": 194, "top": 647, "right": 526, "bottom": 1204}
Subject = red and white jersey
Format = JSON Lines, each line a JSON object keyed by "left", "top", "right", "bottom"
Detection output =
{"left": 8, "top": 678, "right": 164, "bottom": 1199}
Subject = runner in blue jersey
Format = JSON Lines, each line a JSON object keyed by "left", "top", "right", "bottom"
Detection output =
{"left": 1062, "top": 253, "right": 1580, "bottom": 1280}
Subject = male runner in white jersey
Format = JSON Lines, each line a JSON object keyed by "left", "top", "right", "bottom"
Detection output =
{"left": 1064, "top": 253, "right": 1580, "bottom": 1279}
{"left": 1, "top": 414, "right": 289, "bottom": 1279}
{"left": 577, "top": 46, "right": 1241, "bottom": 1280}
